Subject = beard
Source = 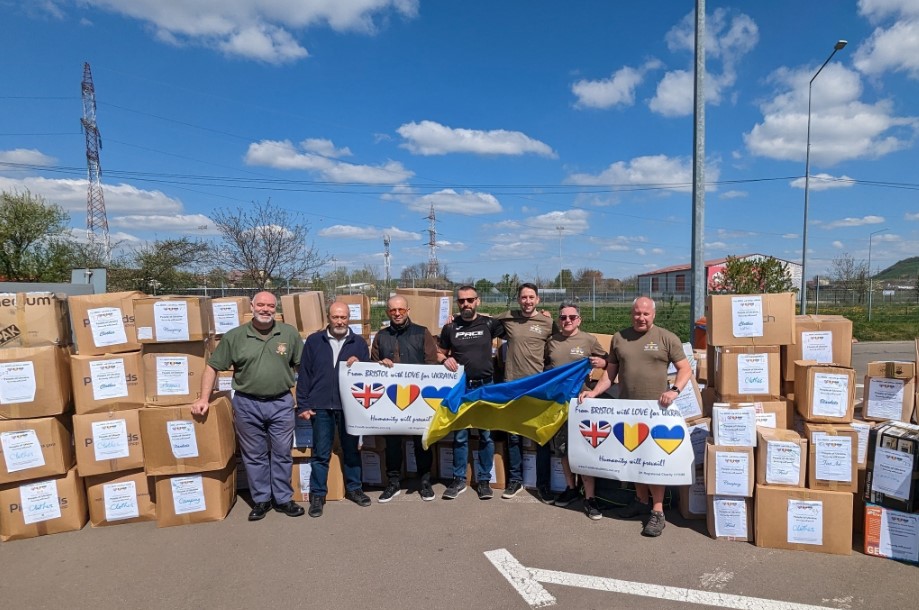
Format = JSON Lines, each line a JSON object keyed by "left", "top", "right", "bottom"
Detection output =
{"left": 330, "top": 325, "right": 348, "bottom": 337}
{"left": 460, "top": 308, "right": 475, "bottom": 321}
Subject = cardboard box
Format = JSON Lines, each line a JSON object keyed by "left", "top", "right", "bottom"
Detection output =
{"left": 867, "top": 361, "right": 916, "bottom": 380}
{"left": 0, "top": 417, "right": 74, "bottom": 484}
{"left": 154, "top": 460, "right": 236, "bottom": 528}
{"left": 0, "top": 466, "right": 87, "bottom": 542}
{"left": 712, "top": 404, "right": 758, "bottom": 447}
{"left": 756, "top": 428, "right": 806, "bottom": 487}
{"left": 210, "top": 296, "right": 249, "bottom": 335}
{"left": 704, "top": 441, "right": 754, "bottom": 497}
{"left": 671, "top": 377, "right": 706, "bottom": 422}
{"left": 281, "top": 292, "right": 327, "bottom": 336}
{"left": 71, "top": 350, "right": 145, "bottom": 414}
{"left": 688, "top": 419, "right": 711, "bottom": 469}
{"left": 706, "top": 495, "right": 753, "bottom": 541}
{"left": 863, "top": 375, "right": 915, "bottom": 423}
{"left": 803, "top": 423, "right": 858, "bottom": 493}
{"left": 781, "top": 315, "right": 853, "bottom": 381}
{"left": 394, "top": 288, "right": 453, "bottom": 337}
{"left": 84, "top": 468, "right": 156, "bottom": 527}
{"left": 68, "top": 291, "right": 144, "bottom": 355}
{"left": 349, "top": 322, "right": 372, "bottom": 341}
{"left": 694, "top": 349, "right": 708, "bottom": 384}
{"left": 291, "top": 459, "right": 312, "bottom": 502}
{"left": 134, "top": 296, "right": 213, "bottom": 343}
{"left": 0, "top": 345, "right": 72, "bottom": 419}
{"left": 864, "top": 504, "right": 919, "bottom": 564}
{"left": 705, "top": 293, "right": 796, "bottom": 347}
{"left": 360, "top": 449, "right": 387, "bottom": 487}
{"left": 864, "top": 421, "right": 919, "bottom": 513}
{"left": 755, "top": 484, "right": 853, "bottom": 555}
{"left": 678, "top": 468, "right": 707, "bottom": 519}
{"left": 709, "top": 345, "right": 780, "bottom": 399}
{"left": 589, "top": 333, "right": 614, "bottom": 382}
{"left": 73, "top": 409, "right": 145, "bottom": 477}
{"left": 0, "top": 292, "right": 71, "bottom": 348}
{"left": 712, "top": 398, "right": 789, "bottom": 431}
{"left": 139, "top": 395, "right": 236, "bottom": 476}
{"left": 142, "top": 342, "right": 209, "bottom": 406}
{"left": 337, "top": 294, "right": 371, "bottom": 323}
{"left": 795, "top": 362, "right": 856, "bottom": 423}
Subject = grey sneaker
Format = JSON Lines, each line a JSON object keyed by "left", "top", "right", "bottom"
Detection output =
{"left": 583, "top": 496, "right": 602, "bottom": 521}
{"left": 476, "top": 481, "right": 494, "bottom": 500}
{"left": 642, "top": 510, "right": 666, "bottom": 537}
{"left": 420, "top": 479, "right": 435, "bottom": 501}
{"left": 442, "top": 478, "right": 466, "bottom": 500}
{"left": 617, "top": 498, "right": 651, "bottom": 519}
{"left": 554, "top": 486, "right": 580, "bottom": 508}
{"left": 378, "top": 480, "right": 400, "bottom": 503}
{"left": 501, "top": 480, "right": 523, "bottom": 499}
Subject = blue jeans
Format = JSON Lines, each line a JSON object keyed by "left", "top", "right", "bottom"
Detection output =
{"left": 309, "top": 409, "right": 362, "bottom": 497}
{"left": 507, "top": 433, "right": 523, "bottom": 483}
{"left": 453, "top": 429, "right": 494, "bottom": 481}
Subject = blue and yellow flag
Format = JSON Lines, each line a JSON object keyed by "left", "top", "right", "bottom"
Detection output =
{"left": 422, "top": 359, "right": 591, "bottom": 449}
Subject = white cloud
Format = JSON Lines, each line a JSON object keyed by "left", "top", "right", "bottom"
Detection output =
{"left": 706, "top": 241, "right": 729, "bottom": 250}
{"left": 823, "top": 215, "right": 885, "bottom": 229}
{"left": 598, "top": 235, "right": 648, "bottom": 252}
{"left": 484, "top": 241, "right": 545, "bottom": 258}
{"left": 0, "top": 148, "right": 57, "bottom": 167}
{"left": 0, "top": 175, "right": 184, "bottom": 214}
{"left": 744, "top": 63, "right": 917, "bottom": 165}
{"left": 77, "top": 0, "right": 419, "bottom": 63}
{"left": 108, "top": 214, "right": 218, "bottom": 235}
{"left": 651, "top": 248, "right": 665, "bottom": 255}
{"left": 397, "top": 120, "right": 556, "bottom": 157}
{"left": 832, "top": 240, "right": 845, "bottom": 249}
{"left": 565, "top": 154, "right": 719, "bottom": 193}
{"left": 906, "top": 211, "right": 919, "bottom": 221}
{"left": 407, "top": 189, "right": 502, "bottom": 215}
{"left": 855, "top": 0, "right": 919, "bottom": 79}
{"left": 782, "top": 233, "right": 798, "bottom": 239}
{"left": 571, "top": 60, "right": 662, "bottom": 109}
{"left": 719, "top": 190, "right": 748, "bottom": 199}
{"left": 245, "top": 139, "right": 413, "bottom": 184}
{"left": 486, "top": 209, "right": 590, "bottom": 244}
{"left": 302, "top": 138, "right": 352, "bottom": 158}
{"left": 317, "top": 225, "right": 419, "bottom": 240}
{"left": 789, "top": 173, "right": 856, "bottom": 190}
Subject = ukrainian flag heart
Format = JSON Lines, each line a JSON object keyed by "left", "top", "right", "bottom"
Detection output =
{"left": 386, "top": 384, "right": 420, "bottom": 410}
{"left": 420, "top": 386, "right": 450, "bottom": 410}
{"left": 612, "top": 422, "right": 649, "bottom": 452}
{"left": 650, "top": 425, "right": 685, "bottom": 454}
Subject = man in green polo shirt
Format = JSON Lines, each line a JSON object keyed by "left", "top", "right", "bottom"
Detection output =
{"left": 191, "top": 291, "right": 305, "bottom": 521}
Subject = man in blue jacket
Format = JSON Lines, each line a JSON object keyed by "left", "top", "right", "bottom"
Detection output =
{"left": 296, "top": 300, "right": 372, "bottom": 518}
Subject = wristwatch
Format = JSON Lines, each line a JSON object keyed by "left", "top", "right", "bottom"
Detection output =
{"left": 668, "top": 385, "right": 680, "bottom": 394}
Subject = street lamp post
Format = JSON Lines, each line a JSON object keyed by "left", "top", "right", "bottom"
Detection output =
{"left": 867, "top": 227, "right": 887, "bottom": 322}
{"left": 800, "top": 40, "right": 847, "bottom": 315}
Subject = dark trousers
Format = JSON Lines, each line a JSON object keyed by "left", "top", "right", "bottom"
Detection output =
{"left": 310, "top": 409, "right": 362, "bottom": 497}
{"left": 506, "top": 434, "right": 552, "bottom": 489}
{"left": 384, "top": 435, "right": 432, "bottom": 482}
{"left": 233, "top": 392, "right": 295, "bottom": 504}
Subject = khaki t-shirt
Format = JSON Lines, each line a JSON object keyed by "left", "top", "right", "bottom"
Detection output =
{"left": 609, "top": 325, "right": 685, "bottom": 401}
{"left": 545, "top": 331, "right": 604, "bottom": 370}
{"left": 496, "top": 310, "right": 553, "bottom": 381}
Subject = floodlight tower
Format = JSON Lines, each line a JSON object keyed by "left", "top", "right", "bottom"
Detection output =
{"left": 383, "top": 234, "right": 392, "bottom": 287}
{"left": 81, "top": 62, "right": 110, "bottom": 261}
{"left": 426, "top": 204, "right": 439, "bottom": 279}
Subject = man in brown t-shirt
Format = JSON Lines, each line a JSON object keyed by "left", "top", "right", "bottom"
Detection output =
{"left": 580, "top": 296, "right": 692, "bottom": 536}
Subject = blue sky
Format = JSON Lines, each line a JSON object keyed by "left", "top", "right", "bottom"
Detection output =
{"left": 1, "top": 0, "right": 918, "bottom": 283}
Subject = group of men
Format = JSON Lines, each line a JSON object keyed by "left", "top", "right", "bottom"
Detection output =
{"left": 191, "top": 285, "right": 690, "bottom": 538}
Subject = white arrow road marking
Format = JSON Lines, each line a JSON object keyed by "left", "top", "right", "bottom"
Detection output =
{"left": 485, "top": 548, "right": 838, "bottom": 610}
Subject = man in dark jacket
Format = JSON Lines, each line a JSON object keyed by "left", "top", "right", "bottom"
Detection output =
{"left": 296, "top": 300, "right": 371, "bottom": 518}
{"left": 371, "top": 295, "right": 440, "bottom": 502}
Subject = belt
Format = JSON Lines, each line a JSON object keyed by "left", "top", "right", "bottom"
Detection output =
{"left": 236, "top": 390, "right": 291, "bottom": 402}
{"left": 467, "top": 376, "right": 493, "bottom": 389}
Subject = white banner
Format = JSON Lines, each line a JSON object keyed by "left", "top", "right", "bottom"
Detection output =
{"left": 339, "top": 362, "right": 464, "bottom": 435}
{"left": 568, "top": 398, "right": 694, "bottom": 485}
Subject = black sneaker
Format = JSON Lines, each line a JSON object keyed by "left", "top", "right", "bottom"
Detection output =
{"left": 536, "top": 486, "right": 557, "bottom": 505}
{"left": 583, "top": 497, "right": 603, "bottom": 521}
{"left": 308, "top": 495, "right": 325, "bottom": 518}
{"left": 345, "top": 489, "right": 371, "bottom": 507}
{"left": 273, "top": 500, "right": 305, "bottom": 517}
{"left": 642, "top": 510, "right": 666, "bottom": 537}
{"left": 443, "top": 478, "right": 467, "bottom": 500}
{"left": 476, "top": 481, "right": 494, "bottom": 500}
{"left": 501, "top": 480, "right": 523, "bottom": 499}
{"left": 554, "top": 486, "right": 580, "bottom": 508}
{"left": 617, "top": 498, "right": 651, "bottom": 519}
{"left": 379, "top": 480, "right": 400, "bottom": 503}
{"left": 420, "top": 479, "right": 435, "bottom": 501}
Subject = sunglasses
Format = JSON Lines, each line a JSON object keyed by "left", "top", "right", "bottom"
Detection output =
{"left": 457, "top": 297, "right": 478, "bottom": 304}
{"left": 558, "top": 315, "right": 580, "bottom": 321}
{"left": 388, "top": 308, "right": 407, "bottom": 315}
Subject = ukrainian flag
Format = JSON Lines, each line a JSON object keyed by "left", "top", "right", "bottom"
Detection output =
{"left": 422, "top": 359, "right": 591, "bottom": 449}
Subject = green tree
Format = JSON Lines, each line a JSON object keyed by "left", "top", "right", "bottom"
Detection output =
{"left": 709, "top": 255, "right": 796, "bottom": 294}
{"left": 0, "top": 190, "right": 72, "bottom": 281}
{"left": 553, "top": 268, "right": 574, "bottom": 289}
{"left": 474, "top": 278, "right": 495, "bottom": 294}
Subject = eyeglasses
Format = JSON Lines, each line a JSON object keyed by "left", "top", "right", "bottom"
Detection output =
{"left": 558, "top": 315, "right": 580, "bottom": 321}
{"left": 388, "top": 308, "right": 407, "bottom": 315}
{"left": 457, "top": 297, "right": 478, "bottom": 304}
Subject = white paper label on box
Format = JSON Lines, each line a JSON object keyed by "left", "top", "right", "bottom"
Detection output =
{"left": 866, "top": 378, "right": 905, "bottom": 421}
{"left": 361, "top": 451, "right": 382, "bottom": 486}
{"left": 814, "top": 436, "right": 852, "bottom": 482}
{"left": 550, "top": 456, "right": 566, "bottom": 493}
{"left": 217, "top": 375, "right": 233, "bottom": 392}
{"left": 522, "top": 451, "right": 537, "bottom": 488}
{"left": 714, "top": 451, "right": 750, "bottom": 496}
{"left": 673, "top": 383, "right": 702, "bottom": 420}
{"left": 737, "top": 354, "right": 770, "bottom": 395}
{"left": 688, "top": 472, "right": 707, "bottom": 514}
{"left": 298, "top": 462, "right": 312, "bottom": 495}
{"left": 405, "top": 439, "right": 418, "bottom": 473}
{"left": 136, "top": 326, "right": 153, "bottom": 340}
{"left": 0, "top": 429, "right": 45, "bottom": 473}
{"left": 349, "top": 323, "right": 363, "bottom": 336}
{"left": 713, "top": 497, "right": 747, "bottom": 537}
{"left": 212, "top": 302, "right": 240, "bottom": 334}
{"left": 801, "top": 331, "right": 834, "bottom": 363}
{"left": 810, "top": 373, "right": 850, "bottom": 417}
{"left": 766, "top": 441, "right": 802, "bottom": 485}
{"left": 438, "top": 445, "right": 454, "bottom": 480}
{"left": 347, "top": 303, "right": 363, "bottom": 321}
{"left": 166, "top": 420, "right": 199, "bottom": 459}
{"left": 20, "top": 479, "right": 61, "bottom": 524}
{"left": 849, "top": 421, "right": 871, "bottom": 464}
{"left": 473, "top": 451, "right": 498, "bottom": 483}
{"left": 689, "top": 422, "right": 710, "bottom": 467}
{"left": 156, "top": 356, "right": 190, "bottom": 396}
{"left": 89, "top": 358, "right": 129, "bottom": 400}
{"left": 878, "top": 509, "right": 919, "bottom": 561}
{"left": 0, "top": 361, "right": 36, "bottom": 404}
{"left": 153, "top": 301, "right": 190, "bottom": 341}
{"left": 91, "top": 419, "right": 130, "bottom": 461}
{"left": 872, "top": 447, "right": 915, "bottom": 501}
{"left": 87, "top": 306, "right": 128, "bottom": 347}
{"left": 714, "top": 407, "right": 756, "bottom": 447}
{"left": 103, "top": 480, "right": 140, "bottom": 521}
{"left": 787, "top": 500, "right": 823, "bottom": 545}
{"left": 438, "top": 297, "right": 451, "bottom": 328}
{"left": 755, "top": 413, "right": 777, "bottom": 429}
{"left": 730, "top": 296, "right": 763, "bottom": 338}
{"left": 171, "top": 475, "right": 206, "bottom": 515}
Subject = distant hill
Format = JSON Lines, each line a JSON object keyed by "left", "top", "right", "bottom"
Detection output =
{"left": 875, "top": 256, "right": 919, "bottom": 280}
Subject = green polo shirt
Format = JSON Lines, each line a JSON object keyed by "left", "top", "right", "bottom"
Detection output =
{"left": 208, "top": 321, "right": 303, "bottom": 397}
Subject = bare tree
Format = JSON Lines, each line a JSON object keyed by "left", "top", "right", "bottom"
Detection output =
{"left": 830, "top": 252, "right": 869, "bottom": 303}
{"left": 211, "top": 200, "right": 327, "bottom": 290}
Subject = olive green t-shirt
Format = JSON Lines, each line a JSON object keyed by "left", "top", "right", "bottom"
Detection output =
{"left": 496, "top": 310, "right": 554, "bottom": 381}
{"left": 208, "top": 321, "right": 303, "bottom": 397}
{"left": 545, "top": 331, "right": 604, "bottom": 370}
{"left": 609, "top": 325, "right": 686, "bottom": 401}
